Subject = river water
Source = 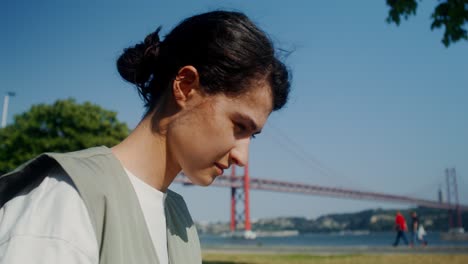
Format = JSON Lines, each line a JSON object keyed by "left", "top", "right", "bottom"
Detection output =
{"left": 200, "top": 232, "right": 468, "bottom": 247}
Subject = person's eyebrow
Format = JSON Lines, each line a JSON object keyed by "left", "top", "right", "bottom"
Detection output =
{"left": 236, "top": 113, "right": 262, "bottom": 134}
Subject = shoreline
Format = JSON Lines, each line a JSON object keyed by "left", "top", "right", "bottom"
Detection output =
{"left": 202, "top": 245, "right": 468, "bottom": 255}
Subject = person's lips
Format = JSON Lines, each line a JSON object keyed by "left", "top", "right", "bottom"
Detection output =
{"left": 214, "top": 163, "right": 228, "bottom": 175}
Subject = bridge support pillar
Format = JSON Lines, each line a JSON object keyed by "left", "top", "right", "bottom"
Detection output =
{"left": 446, "top": 168, "right": 463, "bottom": 230}
{"left": 229, "top": 164, "right": 253, "bottom": 238}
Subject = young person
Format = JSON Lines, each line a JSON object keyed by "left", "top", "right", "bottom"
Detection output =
{"left": 0, "top": 10, "right": 290, "bottom": 264}
{"left": 410, "top": 211, "right": 428, "bottom": 247}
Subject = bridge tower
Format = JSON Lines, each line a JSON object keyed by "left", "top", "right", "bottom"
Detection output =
{"left": 230, "top": 164, "right": 254, "bottom": 238}
{"left": 445, "top": 168, "right": 463, "bottom": 229}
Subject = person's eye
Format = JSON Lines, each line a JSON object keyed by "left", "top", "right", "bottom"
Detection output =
{"left": 236, "top": 122, "right": 247, "bottom": 133}
{"left": 235, "top": 122, "right": 257, "bottom": 139}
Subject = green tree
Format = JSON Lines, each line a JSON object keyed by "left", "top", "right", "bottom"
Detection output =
{"left": 386, "top": 0, "right": 468, "bottom": 47}
{"left": 0, "top": 99, "right": 129, "bottom": 174}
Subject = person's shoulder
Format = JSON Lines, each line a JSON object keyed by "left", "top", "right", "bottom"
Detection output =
{"left": 46, "top": 146, "right": 113, "bottom": 162}
{"left": 0, "top": 167, "right": 98, "bottom": 260}
{"left": 0, "top": 166, "right": 92, "bottom": 238}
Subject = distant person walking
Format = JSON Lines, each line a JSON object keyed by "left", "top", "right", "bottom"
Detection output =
{"left": 410, "top": 211, "right": 428, "bottom": 247}
{"left": 392, "top": 211, "right": 409, "bottom": 247}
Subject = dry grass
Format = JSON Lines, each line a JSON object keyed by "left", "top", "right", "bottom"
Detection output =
{"left": 202, "top": 253, "right": 468, "bottom": 264}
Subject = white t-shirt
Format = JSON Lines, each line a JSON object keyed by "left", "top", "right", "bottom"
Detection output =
{"left": 0, "top": 166, "right": 168, "bottom": 264}
{"left": 125, "top": 168, "right": 168, "bottom": 263}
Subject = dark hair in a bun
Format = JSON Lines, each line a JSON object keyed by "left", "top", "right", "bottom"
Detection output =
{"left": 117, "top": 10, "right": 290, "bottom": 115}
{"left": 116, "top": 27, "right": 163, "bottom": 105}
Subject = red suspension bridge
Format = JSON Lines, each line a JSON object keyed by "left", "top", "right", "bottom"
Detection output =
{"left": 175, "top": 166, "right": 466, "bottom": 236}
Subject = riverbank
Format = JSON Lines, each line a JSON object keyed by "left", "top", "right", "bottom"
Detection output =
{"left": 202, "top": 245, "right": 468, "bottom": 255}
{"left": 202, "top": 253, "right": 468, "bottom": 264}
{"left": 200, "top": 231, "right": 468, "bottom": 248}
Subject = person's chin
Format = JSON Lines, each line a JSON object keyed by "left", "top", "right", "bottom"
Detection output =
{"left": 186, "top": 172, "right": 216, "bottom": 187}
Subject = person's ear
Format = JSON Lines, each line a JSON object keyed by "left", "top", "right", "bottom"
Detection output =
{"left": 172, "top": 66, "right": 200, "bottom": 108}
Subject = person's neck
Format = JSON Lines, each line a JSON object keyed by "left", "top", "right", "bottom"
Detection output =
{"left": 111, "top": 117, "right": 180, "bottom": 192}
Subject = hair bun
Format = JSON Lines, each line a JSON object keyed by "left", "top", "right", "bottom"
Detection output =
{"left": 117, "top": 27, "right": 162, "bottom": 88}
{"left": 143, "top": 26, "right": 162, "bottom": 58}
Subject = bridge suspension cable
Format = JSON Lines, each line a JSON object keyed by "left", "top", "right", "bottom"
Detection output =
{"left": 265, "top": 122, "right": 370, "bottom": 191}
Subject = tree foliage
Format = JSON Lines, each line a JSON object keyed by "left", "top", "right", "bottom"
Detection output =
{"left": 386, "top": 0, "right": 468, "bottom": 47}
{"left": 0, "top": 99, "right": 129, "bottom": 174}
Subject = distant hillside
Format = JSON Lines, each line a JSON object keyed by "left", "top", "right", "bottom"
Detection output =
{"left": 196, "top": 207, "right": 468, "bottom": 235}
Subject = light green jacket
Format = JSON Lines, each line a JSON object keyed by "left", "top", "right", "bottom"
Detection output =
{"left": 0, "top": 146, "right": 201, "bottom": 264}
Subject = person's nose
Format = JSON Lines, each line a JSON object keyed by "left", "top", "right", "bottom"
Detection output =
{"left": 229, "top": 137, "right": 250, "bottom": 167}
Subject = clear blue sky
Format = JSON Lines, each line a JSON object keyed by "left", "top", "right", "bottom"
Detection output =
{"left": 2, "top": 0, "right": 467, "bottom": 222}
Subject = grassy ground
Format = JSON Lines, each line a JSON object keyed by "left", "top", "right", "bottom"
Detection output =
{"left": 202, "top": 253, "right": 468, "bottom": 264}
